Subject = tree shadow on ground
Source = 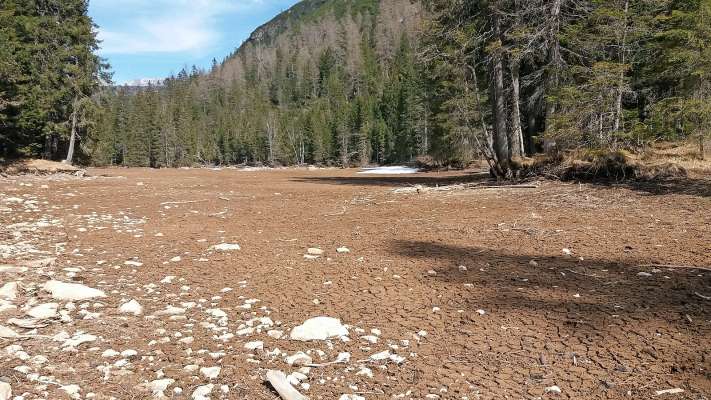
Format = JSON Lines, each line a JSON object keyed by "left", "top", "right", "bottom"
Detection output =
{"left": 291, "top": 171, "right": 492, "bottom": 188}
{"left": 584, "top": 177, "right": 711, "bottom": 198}
{"left": 295, "top": 170, "right": 711, "bottom": 198}
{"left": 388, "top": 240, "right": 711, "bottom": 334}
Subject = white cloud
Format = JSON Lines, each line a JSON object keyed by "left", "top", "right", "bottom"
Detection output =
{"left": 93, "top": 0, "right": 267, "bottom": 54}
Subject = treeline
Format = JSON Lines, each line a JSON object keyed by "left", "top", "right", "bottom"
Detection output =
{"left": 0, "top": 0, "right": 107, "bottom": 161}
{"left": 423, "top": 0, "right": 710, "bottom": 176}
{"left": 88, "top": 0, "right": 430, "bottom": 168}
{"left": 89, "top": 34, "right": 429, "bottom": 167}
{"left": 2, "top": 0, "right": 709, "bottom": 174}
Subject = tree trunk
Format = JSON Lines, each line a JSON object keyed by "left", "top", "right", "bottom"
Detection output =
{"left": 613, "top": 0, "right": 630, "bottom": 135}
{"left": 64, "top": 98, "right": 78, "bottom": 164}
{"left": 490, "top": 11, "right": 511, "bottom": 174}
{"left": 700, "top": 134, "right": 706, "bottom": 160}
{"left": 509, "top": 61, "right": 524, "bottom": 158}
{"left": 544, "top": 0, "right": 562, "bottom": 153}
{"left": 266, "top": 115, "right": 277, "bottom": 165}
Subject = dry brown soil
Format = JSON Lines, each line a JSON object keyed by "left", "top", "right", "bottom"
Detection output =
{"left": 1, "top": 167, "right": 709, "bottom": 400}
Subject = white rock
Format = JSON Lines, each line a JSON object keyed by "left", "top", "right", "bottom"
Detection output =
{"left": 153, "top": 306, "right": 185, "bottom": 316}
{"left": 389, "top": 354, "right": 406, "bottom": 364}
{"left": 336, "top": 247, "right": 350, "bottom": 254}
{"left": 339, "top": 395, "right": 365, "bottom": 400}
{"left": 476, "top": 309, "right": 486, "bottom": 315}
{"left": 286, "top": 351, "right": 312, "bottom": 366}
{"left": 118, "top": 299, "right": 143, "bottom": 316}
{"left": 545, "top": 385, "right": 562, "bottom": 395}
{"left": 137, "top": 379, "right": 174, "bottom": 397}
{"left": 121, "top": 349, "right": 138, "bottom": 358}
{"left": 637, "top": 272, "right": 652, "bottom": 277}
{"left": 267, "top": 330, "right": 283, "bottom": 339}
{"left": 0, "top": 325, "right": 18, "bottom": 338}
{"left": 562, "top": 248, "right": 573, "bottom": 256}
{"left": 4, "top": 345, "right": 23, "bottom": 356}
{"left": 356, "top": 367, "right": 373, "bottom": 378}
{"left": 179, "top": 336, "right": 194, "bottom": 344}
{"left": 101, "top": 349, "right": 119, "bottom": 358}
{"left": 335, "top": 352, "right": 351, "bottom": 363}
{"left": 160, "top": 276, "right": 175, "bottom": 284}
{"left": 61, "top": 333, "right": 97, "bottom": 348}
{"left": 124, "top": 260, "right": 143, "bottom": 267}
{"left": 0, "top": 382, "right": 10, "bottom": 400}
{"left": 26, "top": 303, "right": 59, "bottom": 319}
{"left": 360, "top": 335, "right": 378, "bottom": 344}
{"left": 14, "top": 365, "right": 30, "bottom": 374}
{"left": 206, "top": 308, "right": 227, "bottom": 318}
{"left": 61, "top": 384, "right": 81, "bottom": 398}
{"left": 200, "top": 366, "right": 221, "bottom": 379}
{"left": 7, "top": 318, "right": 46, "bottom": 329}
{"left": 42, "top": 280, "right": 106, "bottom": 301}
{"left": 0, "top": 282, "right": 18, "bottom": 300}
{"left": 30, "top": 355, "right": 48, "bottom": 365}
{"left": 369, "top": 350, "right": 391, "bottom": 361}
{"left": 307, "top": 248, "right": 324, "bottom": 255}
{"left": 213, "top": 243, "right": 240, "bottom": 251}
{"left": 290, "top": 317, "right": 348, "bottom": 341}
{"left": 244, "top": 341, "right": 263, "bottom": 351}
{"left": 191, "top": 384, "right": 214, "bottom": 400}
{"left": 170, "top": 256, "right": 181, "bottom": 262}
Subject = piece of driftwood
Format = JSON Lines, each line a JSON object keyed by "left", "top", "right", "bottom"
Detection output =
{"left": 266, "top": 370, "right": 309, "bottom": 400}
{"left": 159, "top": 200, "right": 208, "bottom": 206}
{"left": 694, "top": 292, "right": 710, "bottom": 301}
{"left": 636, "top": 263, "right": 711, "bottom": 272}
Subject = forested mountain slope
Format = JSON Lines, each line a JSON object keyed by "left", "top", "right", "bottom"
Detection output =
{"left": 90, "top": 0, "right": 428, "bottom": 167}
{"left": 9, "top": 0, "right": 704, "bottom": 171}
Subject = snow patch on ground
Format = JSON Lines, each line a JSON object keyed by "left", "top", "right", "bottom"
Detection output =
{"left": 357, "top": 166, "right": 419, "bottom": 175}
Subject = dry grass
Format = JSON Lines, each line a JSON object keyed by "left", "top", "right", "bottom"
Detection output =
{"left": 0, "top": 159, "right": 83, "bottom": 175}
{"left": 641, "top": 141, "right": 711, "bottom": 174}
{"left": 522, "top": 148, "right": 691, "bottom": 182}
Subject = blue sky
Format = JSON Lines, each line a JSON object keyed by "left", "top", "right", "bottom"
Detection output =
{"left": 89, "top": 0, "right": 301, "bottom": 84}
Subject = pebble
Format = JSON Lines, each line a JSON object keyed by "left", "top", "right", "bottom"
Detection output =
{"left": 43, "top": 281, "right": 106, "bottom": 301}
{"left": 244, "top": 341, "right": 264, "bottom": 350}
{"left": 200, "top": 366, "right": 221, "bottom": 379}
{"left": 118, "top": 299, "right": 143, "bottom": 316}
{"left": 339, "top": 395, "right": 365, "bottom": 400}
{"left": 290, "top": 317, "right": 348, "bottom": 341}
{"left": 307, "top": 248, "right": 324, "bottom": 255}
{"left": 101, "top": 349, "right": 120, "bottom": 358}
{"left": 191, "top": 384, "right": 214, "bottom": 400}
{"left": 213, "top": 243, "right": 240, "bottom": 251}
{"left": 545, "top": 385, "right": 562, "bottom": 395}
{"left": 0, "top": 282, "right": 18, "bottom": 300}
{"left": 0, "top": 382, "right": 10, "bottom": 400}
{"left": 26, "top": 303, "right": 59, "bottom": 319}
{"left": 286, "top": 351, "right": 312, "bottom": 366}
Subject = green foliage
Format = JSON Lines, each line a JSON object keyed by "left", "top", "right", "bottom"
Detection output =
{"left": 89, "top": 4, "right": 429, "bottom": 168}
{"left": 0, "top": 0, "right": 108, "bottom": 159}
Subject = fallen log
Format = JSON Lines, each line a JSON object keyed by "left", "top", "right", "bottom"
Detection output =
{"left": 266, "top": 370, "right": 309, "bottom": 400}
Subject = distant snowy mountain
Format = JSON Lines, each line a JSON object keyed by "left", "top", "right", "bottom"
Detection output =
{"left": 123, "top": 78, "right": 163, "bottom": 87}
